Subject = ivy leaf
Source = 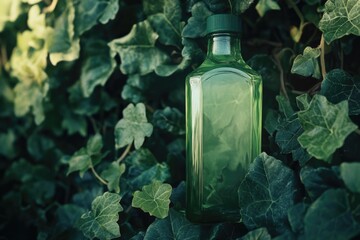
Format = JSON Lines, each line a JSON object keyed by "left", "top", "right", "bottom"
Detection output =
{"left": 143, "top": 209, "right": 201, "bottom": 239}
{"left": 296, "top": 94, "right": 311, "bottom": 111}
{"left": 0, "top": 130, "right": 16, "bottom": 158}
{"left": 304, "top": 189, "right": 360, "bottom": 240}
{"left": 182, "top": 2, "right": 212, "bottom": 38}
{"left": 67, "top": 134, "right": 103, "bottom": 177}
{"left": 239, "top": 153, "right": 299, "bottom": 235}
{"left": 14, "top": 82, "right": 48, "bottom": 125}
{"left": 320, "top": 69, "right": 360, "bottom": 115}
{"left": 237, "top": 228, "right": 271, "bottom": 240}
{"left": 48, "top": 1, "right": 75, "bottom": 53}
{"left": 76, "top": 192, "right": 122, "bottom": 240}
{"left": 288, "top": 202, "right": 309, "bottom": 235}
{"left": 152, "top": 107, "right": 185, "bottom": 135}
{"left": 114, "top": 103, "right": 153, "bottom": 149}
{"left": 108, "top": 20, "right": 169, "bottom": 76}
{"left": 145, "top": 0, "right": 183, "bottom": 48}
{"left": 61, "top": 110, "right": 88, "bottom": 136}
{"left": 232, "top": 0, "right": 256, "bottom": 14}
{"left": 340, "top": 162, "right": 360, "bottom": 193}
{"left": 74, "top": 0, "right": 120, "bottom": 35}
{"left": 125, "top": 149, "right": 171, "bottom": 190}
{"left": 132, "top": 181, "right": 172, "bottom": 219}
{"left": 276, "top": 95, "right": 295, "bottom": 119}
{"left": 319, "top": 0, "right": 360, "bottom": 44}
{"left": 80, "top": 40, "right": 116, "bottom": 97}
{"left": 300, "top": 166, "right": 344, "bottom": 200}
{"left": 297, "top": 95, "right": 358, "bottom": 160}
{"left": 256, "top": 0, "right": 280, "bottom": 17}
{"left": 48, "top": 1, "right": 80, "bottom": 66}
{"left": 101, "top": 162, "right": 125, "bottom": 193}
{"left": 291, "top": 47, "right": 321, "bottom": 79}
{"left": 275, "top": 118, "right": 311, "bottom": 165}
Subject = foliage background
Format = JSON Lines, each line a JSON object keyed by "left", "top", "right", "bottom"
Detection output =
{"left": 0, "top": 0, "right": 360, "bottom": 239}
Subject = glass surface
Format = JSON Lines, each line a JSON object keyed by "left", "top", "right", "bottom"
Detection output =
{"left": 185, "top": 34, "right": 262, "bottom": 223}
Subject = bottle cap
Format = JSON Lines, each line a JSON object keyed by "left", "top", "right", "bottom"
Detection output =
{"left": 206, "top": 14, "right": 241, "bottom": 35}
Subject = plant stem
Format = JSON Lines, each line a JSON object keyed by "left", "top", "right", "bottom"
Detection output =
{"left": 286, "top": 0, "right": 304, "bottom": 24}
{"left": 319, "top": 34, "right": 327, "bottom": 79}
{"left": 274, "top": 56, "right": 289, "bottom": 100}
{"left": 116, "top": 143, "right": 132, "bottom": 163}
{"left": 90, "top": 117, "right": 99, "bottom": 133}
{"left": 44, "top": 0, "right": 59, "bottom": 13}
{"left": 90, "top": 165, "right": 108, "bottom": 185}
{"left": 228, "top": 0, "right": 233, "bottom": 13}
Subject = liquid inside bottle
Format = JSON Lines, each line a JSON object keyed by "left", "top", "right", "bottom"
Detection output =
{"left": 186, "top": 14, "right": 262, "bottom": 223}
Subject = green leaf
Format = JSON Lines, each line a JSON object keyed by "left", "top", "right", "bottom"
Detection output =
{"left": 76, "top": 192, "right": 122, "bottom": 240}
{"left": 14, "top": 82, "right": 48, "bottom": 125}
{"left": 319, "top": 0, "right": 360, "bottom": 43}
{"left": 296, "top": 94, "right": 311, "bottom": 111}
{"left": 68, "top": 82, "right": 101, "bottom": 116}
{"left": 152, "top": 107, "right": 185, "bottom": 135}
{"left": 80, "top": 40, "right": 116, "bottom": 97}
{"left": 86, "top": 133, "right": 103, "bottom": 155}
{"left": 276, "top": 95, "right": 295, "bottom": 119}
{"left": 275, "top": 118, "right": 311, "bottom": 165}
{"left": 145, "top": 0, "right": 183, "bottom": 48}
{"left": 300, "top": 166, "right": 344, "bottom": 200}
{"left": 238, "top": 228, "right": 271, "bottom": 240}
{"left": 132, "top": 181, "right": 172, "bottom": 219}
{"left": 0, "top": 130, "right": 16, "bottom": 158}
{"left": 288, "top": 202, "right": 309, "bottom": 235}
{"left": 291, "top": 47, "right": 321, "bottom": 79}
{"left": 27, "top": 133, "right": 55, "bottom": 160}
{"left": 114, "top": 103, "right": 153, "bottom": 149}
{"left": 48, "top": 1, "right": 80, "bottom": 65}
{"left": 143, "top": 209, "right": 201, "bottom": 239}
{"left": 101, "top": 162, "right": 126, "bottom": 193}
{"left": 74, "top": 0, "right": 120, "bottom": 35}
{"left": 125, "top": 149, "right": 171, "bottom": 190}
{"left": 67, "top": 148, "right": 92, "bottom": 177}
{"left": 48, "top": 1, "right": 75, "bottom": 53}
{"left": 297, "top": 94, "right": 358, "bottom": 160}
{"left": 55, "top": 204, "right": 86, "bottom": 231}
{"left": 182, "top": 2, "right": 212, "bottom": 38}
{"left": 239, "top": 153, "right": 299, "bottom": 235}
{"left": 232, "top": 0, "right": 256, "bottom": 14}
{"left": 67, "top": 134, "right": 103, "bottom": 177}
{"left": 108, "top": 20, "right": 169, "bottom": 76}
{"left": 256, "top": 0, "right": 280, "bottom": 17}
{"left": 320, "top": 69, "right": 360, "bottom": 115}
{"left": 340, "top": 162, "right": 360, "bottom": 193}
{"left": 61, "top": 110, "right": 88, "bottom": 136}
{"left": 264, "top": 109, "right": 282, "bottom": 135}
{"left": 304, "top": 189, "right": 360, "bottom": 240}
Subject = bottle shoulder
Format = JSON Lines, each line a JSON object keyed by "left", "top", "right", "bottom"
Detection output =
{"left": 186, "top": 59, "right": 262, "bottom": 82}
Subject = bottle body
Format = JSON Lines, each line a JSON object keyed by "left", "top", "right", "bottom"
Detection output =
{"left": 185, "top": 35, "right": 262, "bottom": 223}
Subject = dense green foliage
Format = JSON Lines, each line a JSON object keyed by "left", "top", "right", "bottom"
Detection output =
{"left": 0, "top": 0, "right": 360, "bottom": 239}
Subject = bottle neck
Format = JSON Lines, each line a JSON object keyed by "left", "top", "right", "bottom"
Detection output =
{"left": 207, "top": 33, "right": 242, "bottom": 62}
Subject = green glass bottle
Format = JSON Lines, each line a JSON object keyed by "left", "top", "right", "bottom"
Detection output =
{"left": 185, "top": 14, "right": 262, "bottom": 223}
